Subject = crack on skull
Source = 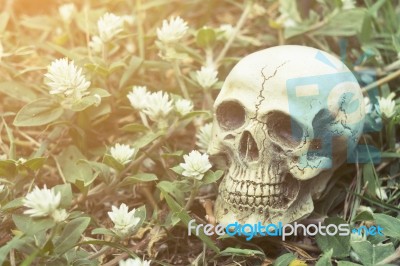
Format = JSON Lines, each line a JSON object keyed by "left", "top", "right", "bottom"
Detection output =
{"left": 252, "top": 61, "right": 289, "bottom": 120}
{"left": 290, "top": 158, "right": 323, "bottom": 172}
{"left": 337, "top": 95, "right": 355, "bottom": 134}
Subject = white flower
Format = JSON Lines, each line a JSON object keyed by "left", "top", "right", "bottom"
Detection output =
{"left": 110, "top": 143, "right": 135, "bottom": 165}
{"left": 156, "top": 16, "right": 188, "bottom": 43}
{"left": 376, "top": 92, "right": 396, "bottom": 119}
{"left": 375, "top": 187, "right": 388, "bottom": 200}
{"left": 44, "top": 58, "right": 90, "bottom": 102}
{"left": 175, "top": 99, "right": 193, "bottom": 116}
{"left": 127, "top": 86, "right": 150, "bottom": 110}
{"left": 58, "top": 3, "right": 76, "bottom": 23}
{"left": 196, "top": 123, "right": 213, "bottom": 153}
{"left": 52, "top": 208, "right": 69, "bottom": 222}
{"left": 108, "top": 203, "right": 140, "bottom": 237}
{"left": 89, "top": 36, "right": 103, "bottom": 54}
{"left": 180, "top": 150, "right": 212, "bottom": 180}
{"left": 342, "top": 0, "right": 356, "bottom": 9}
{"left": 219, "top": 24, "right": 234, "bottom": 39}
{"left": 195, "top": 66, "right": 218, "bottom": 89}
{"left": 119, "top": 258, "right": 151, "bottom": 266}
{"left": 142, "top": 91, "right": 173, "bottom": 122}
{"left": 122, "top": 15, "right": 135, "bottom": 26}
{"left": 97, "top": 13, "right": 124, "bottom": 42}
{"left": 23, "top": 185, "right": 61, "bottom": 218}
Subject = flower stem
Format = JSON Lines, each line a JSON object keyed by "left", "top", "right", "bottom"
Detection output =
{"left": 362, "top": 68, "right": 400, "bottom": 93}
{"left": 387, "top": 119, "right": 395, "bottom": 150}
{"left": 136, "top": 0, "right": 145, "bottom": 59}
{"left": 33, "top": 127, "right": 64, "bottom": 158}
{"left": 173, "top": 62, "right": 190, "bottom": 99}
{"left": 185, "top": 180, "right": 199, "bottom": 211}
{"left": 87, "top": 245, "right": 111, "bottom": 260}
{"left": 214, "top": 0, "right": 252, "bottom": 66}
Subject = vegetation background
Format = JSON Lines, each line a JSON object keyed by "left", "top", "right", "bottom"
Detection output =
{"left": 0, "top": 0, "right": 399, "bottom": 265}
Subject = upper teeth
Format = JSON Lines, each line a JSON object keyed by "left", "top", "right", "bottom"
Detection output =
{"left": 220, "top": 164, "right": 299, "bottom": 209}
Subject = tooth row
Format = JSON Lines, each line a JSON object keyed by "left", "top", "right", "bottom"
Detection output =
{"left": 229, "top": 179, "right": 284, "bottom": 196}
{"left": 221, "top": 163, "right": 301, "bottom": 209}
{"left": 228, "top": 164, "right": 284, "bottom": 184}
{"left": 223, "top": 191, "right": 286, "bottom": 208}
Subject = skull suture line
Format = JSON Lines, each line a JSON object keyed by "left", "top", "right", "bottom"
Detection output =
{"left": 209, "top": 45, "right": 365, "bottom": 227}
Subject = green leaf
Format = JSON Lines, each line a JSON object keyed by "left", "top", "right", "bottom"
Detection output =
{"left": 373, "top": 213, "right": 400, "bottom": 239}
{"left": 1, "top": 197, "right": 23, "bottom": 211}
{"left": 0, "top": 81, "right": 37, "bottom": 103}
{"left": 170, "top": 165, "right": 184, "bottom": 175}
{"left": 316, "top": 249, "right": 333, "bottom": 266}
{"left": 133, "top": 131, "right": 164, "bottom": 149}
{"left": 180, "top": 110, "right": 211, "bottom": 121}
{"left": 53, "top": 183, "right": 73, "bottom": 209}
{"left": 56, "top": 146, "right": 96, "bottom": 187}
{"left": 20, "top": 249, "right": 40, "bottom": 266}
{"left": 12, "top": 215, "right": 55, "bottom": 236}
{"left": 202, "top": 170, "right": 224, "bottom": 184}
{"left": 71, "top": 95, "right": 102, "bottom": 112}
{"left": 196, "top": 27, "right": 217, "bottom": 48}
{"left": 219, "top": 247, "right": 265, "bottom": 257}
{"left": 352, "top": 211, "right": 374, "bottom": 222}
{"left": 91, "top": 88, "right": 111, "bottom": 98}
{"left": 127, "top": 173, "right": 158, "bottom": 183}
{"left": 78, "top": 160, "right": 111, "bottom": 181}
{"left": 13, "top": 98, "right": 63, "bottom": 127}
{"left": 0, "top": 235, "right": 25, "bottom": 265}
{"left": 336, "top": 262, "right": 362, "bottom": 266}
{"left": 119, "top": 56, "right": 144, "bottom": 89}
{"left": 362, "top": 163, "right": 378, "bottom": 196}
{"left": 103, "top": 154, "right": 125, "bottom": 171}
{"left": 132, "top": 205, "right": 146, "bottom": 233}
{"left": 91, "top": 228, "right": 115, "bottom": 236}
{"left": 314, "top": 9, "right": 367, "bottom": 36}
{"left": 2, "top": 118, "right": 16, "bottom": 160}
{"left": 120, "top": 123, "right": 149, "bottom": 133}
{"left": 273, "top": 253, "right": 296, "bottom": 266}
{"left": 0, "top": 160, "right": 17, "bottom": 177}
{"left": 22, "top": 157, "right": 46, "bottom": 171}
{"left": 54, "top": 217, "right": 91, "bottom": 254}
{"left": 350, "top": 241, "right": 395, "bottom": 266}
{"left": 315, "top": 217, "right": 351, "bottom": 258}
{"left": 157, "top": 180, "right": 185, "bottom": 205}
{"left": 359, "top": 12, "right": 372, "bottom": 43}
{"left": 163, "top": 193, "right": 220, "bottom": 253}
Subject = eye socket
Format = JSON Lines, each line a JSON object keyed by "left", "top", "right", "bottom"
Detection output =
{"left": 216, "top": 101, "right": 246, "bottom": 130}
{"left": 265, "top": 111, "right": 303, "bottom": 149}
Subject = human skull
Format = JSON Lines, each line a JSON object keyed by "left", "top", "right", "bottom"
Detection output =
{"left": 209, "top": 45, "right": 365, "bottom": 226}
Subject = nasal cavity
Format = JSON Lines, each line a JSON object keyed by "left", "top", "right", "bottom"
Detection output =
{"left": 239, "top": 131, "right": 259, "bottom": 162}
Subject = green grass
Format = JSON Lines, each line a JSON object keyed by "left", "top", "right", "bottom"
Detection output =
{"left": 0, "top": 0, "right": 399, "bottom": 265}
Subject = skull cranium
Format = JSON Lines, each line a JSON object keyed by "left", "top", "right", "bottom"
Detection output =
{"left": 209, "top": 45, "right": 365, "bottom": 226}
